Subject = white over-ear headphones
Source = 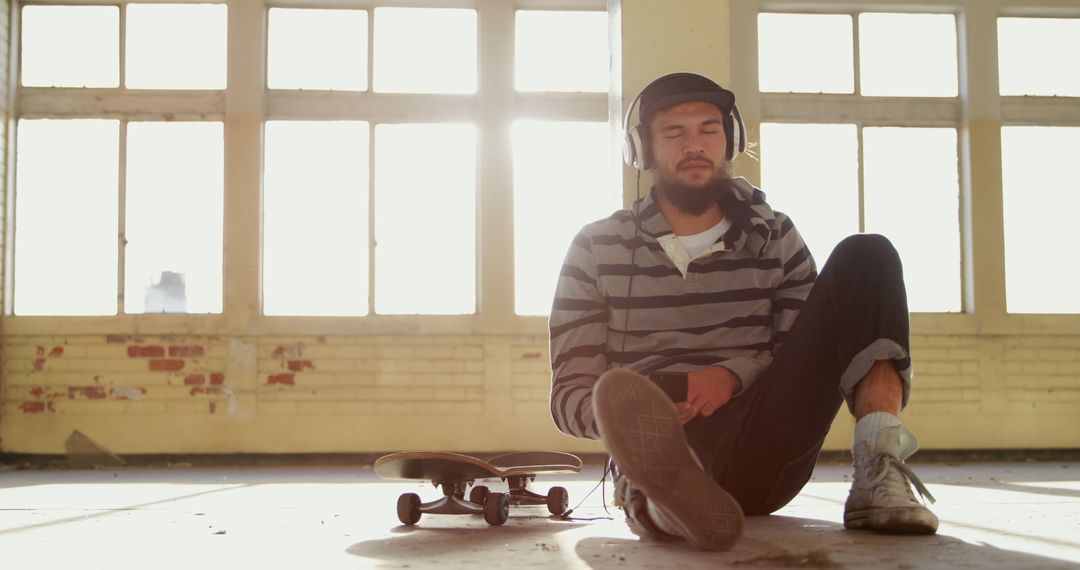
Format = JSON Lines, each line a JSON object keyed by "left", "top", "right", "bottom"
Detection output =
{"left": 622, "top": 72, "right": 746, "bottom": 170}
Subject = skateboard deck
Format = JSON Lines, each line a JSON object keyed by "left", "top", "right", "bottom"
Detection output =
{"left": 374, "top": 451, "right": 582, "bottom": 526}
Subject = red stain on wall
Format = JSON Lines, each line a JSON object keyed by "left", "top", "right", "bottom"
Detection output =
{"left": 68, "top": 386, "right": 107, "bottom": 400}
{"left": 169, "top": 345, "right": 205, "bottom": 357}
{"left": 128, "top": 345, "right": 166, "bottom": 358}
{"left": 184, "top": 374, "right": 206, "bottom": 386}
{"left": 267, "top": 373, "right": 295, "bottom": 386}
{"left": 49, "top": 346, "right": 64, "bottom": 357}
{"left": 287, "top": 360, "right": 315, "bottom": 372}
{"left": 33, "top": 359, "right": 45, "bottom": 371}
{"left": 210, "top": 373, "right": 225, "bottom": 386}
{"left": 20, "top": 402, "right": 51, "bottom": 413}
{"left": 521, "top": 352, "right": 542, "bottom": 359}
{"left": 149, "top": 359, "right": 185, "bottom": 372}
{"left": 209, "top": 402, "right": 218, "bottom": 414}
{"left": 271, "top": 345, "right": 287, "bottom": 358}
{"left": 36, "top": 346, "right": 45, "bottom": 356}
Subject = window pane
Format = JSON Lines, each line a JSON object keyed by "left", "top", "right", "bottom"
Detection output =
{"left": 760, "top": 123, "right": 859, "bottom": 264}
{"left": 21, "top": 6, "right": 118, "bottom": 88}
{"left": 999, "top": 18, "right": 1080, "bottom": 96}
{"left": 1002, "top": 127, "right": 1080, "bottom": 313}
{"left": 125, "top": 122, "right": 223, "bottom": 314}
{"left": 15, "top": 120, "right": 119, "bottom": 315}
{"left": 268, "top": 8, "right": 368, "bottom": 91}
{"left": 758, "top": 13, "right": 853, "bottom": 94}
{"left": 515, "top": 11, "right": 608, "bottom": 93}
{"left": 264, "top": 122, "right": 370, "bottom": 316}
{"left": 513, "top": 121, "right": 617, "bottom": 316}
{"left": 373, "top": 8, "right": 476, "bottom": 94}
{"left": 374, "top": 124, "right": 476, "bottom": 314}
{"left": 860, "top": 13, "right": 958, "bottom": 97}
{"left": 863, "top": 127, "right": 960, "bottom": 313}
{"left": 126, "top": 4, "right": 227, "bottom": 89}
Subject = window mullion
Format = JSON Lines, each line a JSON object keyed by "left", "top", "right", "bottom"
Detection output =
{"left": 117, "top": 120, "right": 128, "bottom": 315}
{"left": 856, "top": 122, "right": 865, "bottom": 233}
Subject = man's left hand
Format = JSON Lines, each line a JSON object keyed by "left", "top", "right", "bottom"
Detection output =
{"left": 677, "top": 366, "right": 743, "bottom": 422}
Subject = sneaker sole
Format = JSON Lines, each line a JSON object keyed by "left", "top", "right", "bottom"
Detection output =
{"left": 845, "top": 507, "right": 938, "bottom": 535}
{"left": 595, "top": 372, "right": 744, "bottom": 551}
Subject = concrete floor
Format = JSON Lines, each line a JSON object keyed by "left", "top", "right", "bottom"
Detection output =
{"left": 1, "top": 459, "right": 1078, "bottom": 569}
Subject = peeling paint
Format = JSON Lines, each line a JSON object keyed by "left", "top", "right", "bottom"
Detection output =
{"left": 287, "top": 360, "right": 315, "bottom": 372}
{"left": 109, "top": 387, "right": 147, "bottom": 401}
{"left": 19, "top": 402, "right": 52, "bottom": 413}
{"left": 149, "top": 359, "right": 185, "bottom": 372}
{"left": 267, "top": 373, "right": 295, "bottom": 386}
{"left": 69, "top": 386, "right": 108, "bottom": 400}
{"left": 129, "top": 345, "right": 166, "bottom": 358}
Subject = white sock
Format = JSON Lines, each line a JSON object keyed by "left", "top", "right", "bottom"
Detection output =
{"left": 853, "top": 411, "right": 902, "bottom": 452}
{"left": 645, "top": 499, "right": 683, "bottom": 537}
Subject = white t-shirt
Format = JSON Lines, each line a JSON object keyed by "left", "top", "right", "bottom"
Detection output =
{"left": 677, "top": 217, "right": 732, "bottom": 260}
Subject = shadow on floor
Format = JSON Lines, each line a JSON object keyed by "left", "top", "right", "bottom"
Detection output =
{"left": 573, "top": 515, "right": 1080, "bottom": 569}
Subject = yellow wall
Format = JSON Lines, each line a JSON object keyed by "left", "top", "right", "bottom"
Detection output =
{"left": 1, "top": 1, "right": 1078, "bottom": 455}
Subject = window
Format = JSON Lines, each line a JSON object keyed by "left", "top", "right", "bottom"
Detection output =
{"left": 755, "top": 10, "right": 962, "bottom": 313}
{"left": 267, "top": 8, "right": 368, "bottom": 91}
{"left": 998, "top": 16, "right": 1080, "bottom": 313}
{"left": 265, "top": 4, "right": 609, "bottom": 317}
{"left": 373, "top": 7, "right": 477, "bottom": 94}
{"left": 20, "top": 5, "right": 118, "bottom": 88}
{"left": 14, "top": 120, "right": 119, "bottom": 315}
{"left": 511, "top": 10, "right": 612, "bottom": 316}
{"left": 373, "top": 123, "right": 477, "bottom": 315}
{"left": 13, "top": 4, "right": 226, "bottom": 316}
{"left": 11, "top": 2, "right": 610, "bottom": 320}
{"left": 1001, "top": 127, "right": 1080, "bottom": 314}
{"left": 125, "top": 122, "right": 224, "bottom": 314}
{"left": 758, "top": 14, "right": 853, "bottom": 94}
{"left": 998, "top": 18, "right": 1080, "bottom": 97}
{"left": 125, "top": 4, "right": 227, "bottom": 89}
{"left": 263, "top": 122, "right": 370, "bottom": 317}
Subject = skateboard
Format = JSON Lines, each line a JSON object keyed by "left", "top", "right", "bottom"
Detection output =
{"left": 373, "top": 450, "right": 583, "bottom": 526}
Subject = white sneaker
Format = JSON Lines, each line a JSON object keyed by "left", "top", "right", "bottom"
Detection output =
{"left": 844, "top": 425, "right": 939, "bottom": 534}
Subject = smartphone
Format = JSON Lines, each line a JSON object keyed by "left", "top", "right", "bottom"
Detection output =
{"left": 648, "top": 371, "right": 688, "bottom": 403}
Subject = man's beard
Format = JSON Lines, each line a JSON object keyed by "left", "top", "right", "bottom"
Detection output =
{"left": 654, "top": 159, "right": 734, "bottom": 216}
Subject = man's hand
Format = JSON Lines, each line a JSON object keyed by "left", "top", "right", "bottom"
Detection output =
{"left": 675, "top": 366, "right": 743, "bottom": 424}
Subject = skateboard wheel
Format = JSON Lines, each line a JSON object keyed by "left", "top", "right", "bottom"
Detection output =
{"left": 469, "top": 485, "right": 490, "bottom": 506}
{"left": 397, "top": 493, "right": 421, "bottom": 525}
{"left": 547, "top": 486, "right": 569, "bottom": 515}
{"left": 483, "top": 492, "right": 509, "bottom": 526}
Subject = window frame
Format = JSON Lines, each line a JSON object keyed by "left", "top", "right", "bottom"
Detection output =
{"left": 3, "top": 0, "right": 610, "bottom": 336}
{"left": 730, "top": 0, "right": 1080, "bottom": 335}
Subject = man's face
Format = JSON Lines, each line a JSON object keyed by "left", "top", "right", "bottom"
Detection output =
{"left": 648, "top": 100, "right": 730, "bottom": 187}
{"left": 647, "top": 101, "right": 732, "bottom": 215}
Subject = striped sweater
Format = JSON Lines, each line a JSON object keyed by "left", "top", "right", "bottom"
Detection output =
{"left": 548, "top": 177, "right": 817, "bottom": 439}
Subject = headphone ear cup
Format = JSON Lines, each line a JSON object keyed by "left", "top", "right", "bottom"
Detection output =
{"left": 626, "top": 125, "right": 647, "bottom": 170}
{"left": 730, "top": 104, "right": 746, "bottom": 161}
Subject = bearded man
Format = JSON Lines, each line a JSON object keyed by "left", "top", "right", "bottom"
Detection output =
{"left": 548, "top": 72, "right": 938, "bottom": 551}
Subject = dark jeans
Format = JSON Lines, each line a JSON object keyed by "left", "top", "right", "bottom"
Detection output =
{"left": 683, "top": 234, "right": 911, "bottom": 516}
